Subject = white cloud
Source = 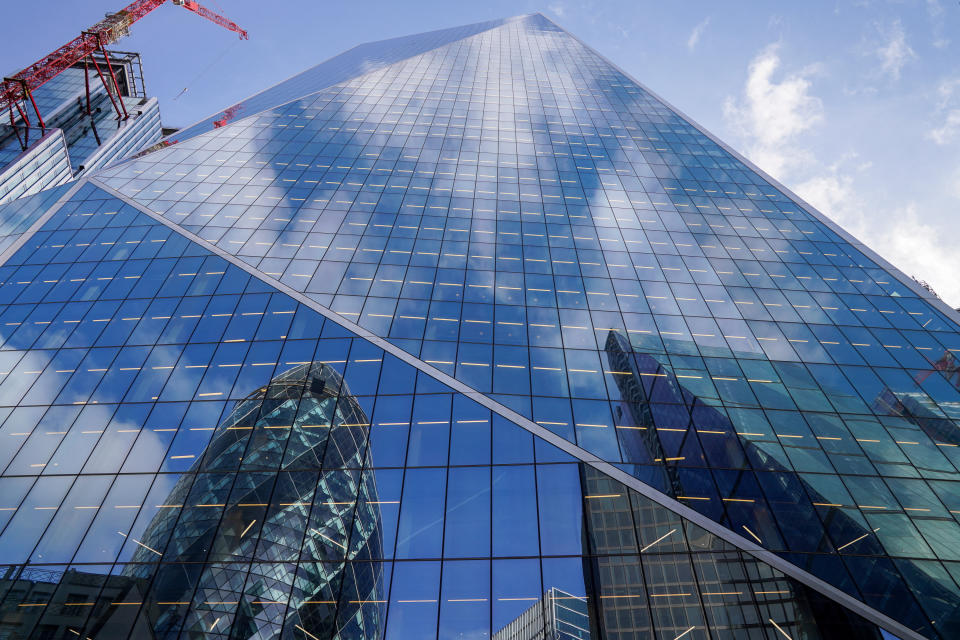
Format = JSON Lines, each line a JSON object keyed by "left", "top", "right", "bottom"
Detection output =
{"left": 548, "top": 3, "right": 566, "bottom": 18}
{"left": 935, "top": 77, "right": 960, "bottom": 107}
{"left": 874, "top": 20, "right": 916, "bottom": 80}
{"left": 927, "top": 78, "right": 960, "bottom": 144}
{"left": 797, "top": 170, "right": 862, "bottom": 228}
{"left": 926, "top": 0, "right": 950, "bottom": 48}
{"left": 797, "top": 170, "right": 960, "bottom": 306}
{"left": 724, "top": 42, "right": 960, "bottom": 307}
{"left": 795, "top": 162, "right": 868, "bottom": 244}
{"left": 686, "top": 17, "right": 710, "bottom": 51}
{"left": 951, "top": 166, "right": 960, "bottom": 199}
{"left": 865, "top": 206, "right": 960, "bottom": 305}
{"left": 927, "top": 109, "right": 960, "bottom": 145}
{"left": 723, "top": 44, "right": 823, "bottom": 178}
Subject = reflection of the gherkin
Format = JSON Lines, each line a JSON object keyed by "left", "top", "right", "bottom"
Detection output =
{"left": 118, "top": 362, "right": 385, "bottom": 639}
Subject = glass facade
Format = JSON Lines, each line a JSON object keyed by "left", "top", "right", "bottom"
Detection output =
{"left": 0, "top": 12, "right": 956, "bottom": 639}
{"left": 167, "top": 16, "right": 520, "bottom": 144}
{"left": 0, "top": 131, "right": 72, "bottom": 207}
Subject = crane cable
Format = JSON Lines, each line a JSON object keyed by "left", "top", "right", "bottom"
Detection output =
{"left": 172, "top": 37, "right": 238, "bottom": 101}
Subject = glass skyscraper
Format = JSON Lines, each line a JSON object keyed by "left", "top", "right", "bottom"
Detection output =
{"left": 0, "top": 12, "right": 957, "bottom": 639}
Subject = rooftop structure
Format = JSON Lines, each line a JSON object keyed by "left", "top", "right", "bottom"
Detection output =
{"left": 0, "top": 50, "right": 161, "bottom": 204}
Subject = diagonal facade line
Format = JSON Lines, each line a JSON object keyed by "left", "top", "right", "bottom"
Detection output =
{"left": 89, "top": 175, "right": 924, "bottom": 640}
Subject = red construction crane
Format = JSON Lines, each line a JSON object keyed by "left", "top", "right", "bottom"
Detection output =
{"left": 915, "top": 350, "right": 960, "bottom": 388}
{"left": 212, "top": 103, "right": 241, "bottom": 128}
{"left": 2, "top": 0, "right": 247, "bottom": 147}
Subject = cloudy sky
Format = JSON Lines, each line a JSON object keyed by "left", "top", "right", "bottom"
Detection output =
{"left": 4, "top": 1, "right": 958, "bottom": 305}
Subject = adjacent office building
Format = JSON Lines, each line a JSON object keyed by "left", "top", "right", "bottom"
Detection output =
{"left": 0, "top": 13, "right": 957, "bottom": 639}
{"left": 0, "top": 50, "right": 162, "bottom": 205}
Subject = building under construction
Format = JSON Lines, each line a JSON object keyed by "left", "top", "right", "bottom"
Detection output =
{"left": 0, "top": 0, "right": 248, "bottom": 205}
{"left": 0, "top": 50, "right": 162, "bottom": 205}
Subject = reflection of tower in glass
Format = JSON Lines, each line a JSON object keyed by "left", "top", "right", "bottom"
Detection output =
{"left": 487, "top": 465, "right": 893, "bottom": 640}
{"left": 492, "top": 587, "right": 590, "bottom": 640}
{"left": 596, "top": 332, "right": 912, "bottom": 639}
{"left": 126, "top": 362, "right": 384, "bottom": 639}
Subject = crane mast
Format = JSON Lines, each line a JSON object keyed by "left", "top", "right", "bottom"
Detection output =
{"left": 2, "top": 0, "right": 247, "bottom": 147}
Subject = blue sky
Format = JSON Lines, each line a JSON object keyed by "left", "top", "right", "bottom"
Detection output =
{"left": 4, "top": 0, "right": 959, "bottom": 305}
